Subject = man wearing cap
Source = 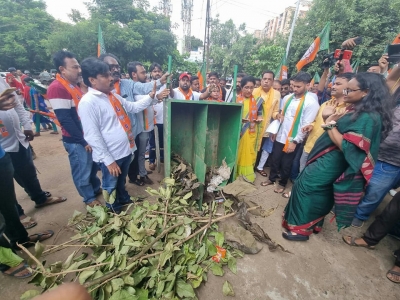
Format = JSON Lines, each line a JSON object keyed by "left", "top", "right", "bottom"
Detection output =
{"left": 170, "top": 73, "right": 209, "bottom": 100}
{"left": 6, "top": 68, "right": 24, "bottom": 103}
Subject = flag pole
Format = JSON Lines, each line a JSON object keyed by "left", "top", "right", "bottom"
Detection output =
{"left": 167, "top": 55, "right": 172, "bottom": 85}
{"left": 285, "top": 0, "right": 301, "bottom": 60}
{"left": 232, "top": 65, "right": 238, "bottom": 103}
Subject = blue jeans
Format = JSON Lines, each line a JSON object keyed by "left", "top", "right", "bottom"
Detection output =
{"left": 98, "top": 154, "right": 132, "bottom": 212}
{"left": 355, "top": 160, "right": 400, "bottom": 221}
{"left": 64, "top": 142, "right": 101, "bottom": 204}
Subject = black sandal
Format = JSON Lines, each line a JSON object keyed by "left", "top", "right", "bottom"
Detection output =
{"left": 256, "top": 169, "right": 268, "bottom": 177}
{"left": 282, "top": 231, "right": 309, "bottom": 241}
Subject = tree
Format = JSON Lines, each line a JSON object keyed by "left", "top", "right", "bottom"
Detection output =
{"left": 0, "top": 0, "right": 54, "bottom": 70}
{"left": 285, "top": 0, "right": 400, "bottom": 73}
{"left": 209, "top": 17, "right": 256, "bottom": 77}
{"left": 189, "top": 36, "right": 203, "bottom": 51}
{"left": 244, "top": 43, "right": 285, "bottom": 77}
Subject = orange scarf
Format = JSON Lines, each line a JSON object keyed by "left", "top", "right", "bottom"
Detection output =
{"left": 178, "top": 87, "right": 193, "bottom": 100}
{"left": 56, "top": 74, "right": 83, "bottom": 109}
{"left": 237, "top": 95, "right": 258, "bottom": 133}
{"left": 281, "top": 93, "right": 306, "bottom": 152}
{"left": 108, "top": 93, "right": 135, "bottom": 149}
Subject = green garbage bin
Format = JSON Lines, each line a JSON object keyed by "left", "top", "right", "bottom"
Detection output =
{"left": 164, "top": 100, "right": 243, "bottom": 202}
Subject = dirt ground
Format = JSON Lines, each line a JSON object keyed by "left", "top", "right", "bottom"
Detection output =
{"left": 1, "top": 132, "right": 400, "bottom": 300}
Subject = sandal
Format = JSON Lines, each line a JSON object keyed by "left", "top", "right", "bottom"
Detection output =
{"left": 50, "top": 132, "right": 59, "bottom": 135}
{"left": 44, "top": 191, "right": 52, "bottom": 197}
{"left": 274, "top": 186, "right": 285, "bottom": 194}
{"left": 129, "top": 178, "right": 144, "bottom": 186}
{"left": 386, "top": 269, "right": 400, "bottom": 284}
{"left": 2, "top": 263, "right": 33, "bottom": 279}
{"left": 282, "top": 191, "right": 291, "bottom": 198}
{"left": 342, "top": 236, "right": 375, "bottom": 249}
{"left": 260, "top": 179, "right": 274, "bottom": 187}
{"left": 256, "top": 169, "right": 268, "bottom": 177}
{"left": 23, "top": 230, "right": 54, "bottom": 248}
{"left": 20, "top": 216, "right": 37, "bottom": 230}
{"left": 141, "top": 175, "right": 153, "bottom": 185}
{"left": 35, "top": 196, "right": 67, "bottom": 208}
{"left": 282, "top": 231, "right": 309, "bottom": 241}
{"left": 87, "top": 200, "right": 102, "bottom": 208}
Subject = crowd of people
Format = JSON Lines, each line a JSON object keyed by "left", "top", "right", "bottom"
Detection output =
{"left": 0, "top": 35, "right": 400, "bottom": 287}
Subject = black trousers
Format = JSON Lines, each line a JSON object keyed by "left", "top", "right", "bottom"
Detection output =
{"left": 128, "top": 135, "right": 141, "bottom": 181}
{"left": 8, "top": 143, "right": 47, "bottom": 205}
{"left": 269, "top": 142, "right": 299, "bottom": 187}
{"left": 363, "top": 192, "right": 400, "bottom": 267}
{"left": 149, "top": 124, "right": 164, "bottom": 164}
{"left": 0, "top": 153, "right": 29, "bottom": 250}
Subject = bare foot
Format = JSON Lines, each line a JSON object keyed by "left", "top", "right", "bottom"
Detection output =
{"left": 387, "top": 266, "right": 400, "bottom": 283}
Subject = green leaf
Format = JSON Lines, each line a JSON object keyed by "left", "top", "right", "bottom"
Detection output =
{"left": 108, "top": 190, "right": 117, "bottom": 204}
{"left": 183, "top": 191, "right": 193, "bottom": 200}
{"left": 20, "top": 290, "right": 41, "bottom": 300}
{"left": 96, "top": 251, "right": 108, "bottom": 264}
{"left": 131, "top": 267, "right": 149, "bottom": 287}
{"left": 79, "top": 270, "right": 96, "bottom": 284}
{"left": 109, "top": 289, "right": 135, "bottom": 300}
{"left": 135, "top": 288, "right": 149, "bottom": 300}
{"left": 158, "top": 241, "right": 174, "bottom": 267}
{"left": 92, "top": 232, "right": 103, "bottom": 246}
{"left": 210, "top": 231, "right": 224, "bottom": 247}
{"left": 163, "top": 178, "right": 175, "bottom": 186}
{"left": 176, "top": 279, "right": 195, "bottom": 298}
{"left": 210, "top": 263, "right": 224, "bottom": 276}
{"left": 223, "top": 280, "right": 235, "bottom": 296}
{"left": 228, "top": 257, "right": 237, "bottom": 274}
{"left": 111, "top": 278, "right": 125, "bottom": 291}
{"left": 155, "top": 280, "right": 166, "bottom": 298}
{"left": 179, "top": 199, "right": 189, "bottom": 205}
{"left": 62, "top": 251, "right": 77, "bottom": 269}
{"left": 206, "top": 239, "right": 217, "bottom": 256}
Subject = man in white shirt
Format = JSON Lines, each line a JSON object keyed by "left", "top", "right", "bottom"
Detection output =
{"left": 261, "top": 72, "right": 319, "bottom": 193}
{"left": 0, "top": 77, "right": 67, "bottom": 212}
{"left": 78, "top": 58, "right": 161, "bottom": 213}
{"left": 170, "top": 73, "right": 210, "bottom": 100}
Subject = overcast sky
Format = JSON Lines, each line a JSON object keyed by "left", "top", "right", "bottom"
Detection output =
{"left": 45, "top": 0, "right": 300, "bottom": 39}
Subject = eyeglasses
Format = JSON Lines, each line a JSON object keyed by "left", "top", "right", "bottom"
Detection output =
{"left": 108, "top": 64, "right": 120, "bottom": 70}
{"left": 343, "top": 88, "right": 361, "bottom": 95}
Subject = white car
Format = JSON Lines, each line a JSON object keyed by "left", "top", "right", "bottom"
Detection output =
{"left": 0, "top": 72, "right": 7, "bottom": 78}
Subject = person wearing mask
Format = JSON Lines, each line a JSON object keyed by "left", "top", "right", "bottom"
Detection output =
{"left": 282, "top": 73, "right": 393, "bottom": 241}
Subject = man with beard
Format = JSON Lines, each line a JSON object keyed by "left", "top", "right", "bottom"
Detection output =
{"left": 170, "top": 73, "right": 209, "bottom": 100}
{"left": 261, "top": 72, "right": 319, "bottom": 195}
{"left": 48, "top": 50, "right": 101, "bottom": 207}
{"left": 149, "top": 63, "right": 165, "bottom": 170}
{"left": 126, "top": 62, "right": 170, "bottom": 185}
{"left": 225, "top": 73, "right": 247, "bottom": 102}
{"left": 78, "top": 58, "right": 162, "bottom": 213}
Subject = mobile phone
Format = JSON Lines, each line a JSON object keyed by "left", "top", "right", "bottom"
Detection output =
{"left": 0, "top": 88, "right": 17, "bottom": 97}
{"left": 342, "top": 50, "right": 353, "bottom": 60}
{"left": 387, "top": 44, "right": 400, "bottom": 63}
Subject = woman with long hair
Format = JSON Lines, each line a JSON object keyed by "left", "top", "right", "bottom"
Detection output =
{"left": 235, "top": 76, "right": 264, "bottom": 182}
{"left": 282, "top": 72, "right": 393, "bottom": 241}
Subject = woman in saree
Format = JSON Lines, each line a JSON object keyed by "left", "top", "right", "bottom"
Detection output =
{"left": 235, "top": 76, "right": 264, "bottom": 182}
{"left": 282, "top": 72, "right": 393, "bottom": 241}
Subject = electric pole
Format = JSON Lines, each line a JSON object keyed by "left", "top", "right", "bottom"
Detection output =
{"left": 285, "top": 0, "right": 301, "bottom": 59}
{"left": 203, "top": 0, "right": 211, "bottom": 70}
{"left": 159, "top": 0, "right": 172, "bottom": 17}
{"left": 181, "top": 0, "right": 194, "bottom": 53}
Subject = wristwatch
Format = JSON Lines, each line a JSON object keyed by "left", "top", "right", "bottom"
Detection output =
{"left": 292, "top": 140, "right": 298, "bottom": 145}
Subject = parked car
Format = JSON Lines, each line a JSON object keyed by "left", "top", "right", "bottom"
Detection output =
{"left": 0, "top": 72, "right": 8, "bottom": 79}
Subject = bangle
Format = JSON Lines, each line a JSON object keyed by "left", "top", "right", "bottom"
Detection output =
{"left": 321, "top": 123, "right": 337, "bottom": 130}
